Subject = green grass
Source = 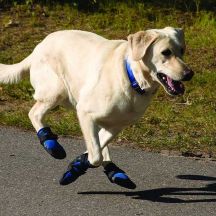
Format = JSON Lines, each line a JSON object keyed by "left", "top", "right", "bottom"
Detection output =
{"left": 0, "top": 2, "right": 216, "bottom": 154}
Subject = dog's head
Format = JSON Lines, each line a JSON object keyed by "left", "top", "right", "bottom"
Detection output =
{"left": 127, "top": 27, "right": 194, "bottom": 96}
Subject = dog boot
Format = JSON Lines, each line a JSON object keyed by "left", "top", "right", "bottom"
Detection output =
{"left": 59, "top": 153, "right": 96, "bottom": 185}
{"left": 104, "top": 162, "right": 136, "bottom": 189}
{"left": 37, "top": 127, "right": 66, "bottom": 159}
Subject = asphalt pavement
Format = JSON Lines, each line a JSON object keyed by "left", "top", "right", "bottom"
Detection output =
{"left": 0, "top": 126, "right": 215, "bottom": 216}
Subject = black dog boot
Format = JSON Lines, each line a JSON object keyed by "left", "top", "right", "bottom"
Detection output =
{"left": 37, "top": 127, "right": 66, "bottom": 159}
{"left": 104, "top": 162, "right": 136, "bottom": 189}
{"left": 59, "top": 153, "right": 96, "bottom": 185}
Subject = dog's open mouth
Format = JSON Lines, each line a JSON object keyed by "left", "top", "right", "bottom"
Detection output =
{"left": 157, "top": 73, "right": 185, "bottom": 95}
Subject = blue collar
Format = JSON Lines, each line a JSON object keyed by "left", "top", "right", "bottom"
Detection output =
{"left": 125, "top": 59, "right": 145, "bottom": 95}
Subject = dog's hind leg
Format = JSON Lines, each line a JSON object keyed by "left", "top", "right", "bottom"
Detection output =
{"left": 29, "top": 101, "right": 54, "bottom": 131}
{"left": 99, "top": 128, "right": 136, "bottom": 189}
{"left": 29, "top": 101, "right": 66, "bottom": 159}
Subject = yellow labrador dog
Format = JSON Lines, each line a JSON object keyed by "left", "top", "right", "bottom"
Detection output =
{"left": 0, "top": 27, "right": 193, "bottom": 189}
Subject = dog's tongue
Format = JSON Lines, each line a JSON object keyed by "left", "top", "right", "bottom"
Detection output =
{"left": 166, "top": 76, "right": 185, "bottom": 94}
{"left": 167, "top": 76, "right": 175, "bottom": 90}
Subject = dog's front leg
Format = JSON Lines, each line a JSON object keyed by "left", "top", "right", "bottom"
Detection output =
{"left": 77, "top": 109, "right": 103, "bottom": 167}
{"left": 98, "top": 128, "right": 121, "bottom": 165}
{"left": 59, "top": 108, "right": 102, "bottom": 185}
{"left": 98, "top": 127, "right": 136, "bottom": 189}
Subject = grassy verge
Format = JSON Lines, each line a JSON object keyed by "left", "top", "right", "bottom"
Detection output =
{"left": 0, "top": 2, "right": 215, "bottom": 155}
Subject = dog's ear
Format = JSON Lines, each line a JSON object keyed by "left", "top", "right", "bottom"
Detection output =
{"left": 127, "top": 31, "right": 158, "bottom": 61}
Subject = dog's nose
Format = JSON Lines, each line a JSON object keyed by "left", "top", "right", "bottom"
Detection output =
{"left": 182, "top": 68, "right": 194, "bottom": 81}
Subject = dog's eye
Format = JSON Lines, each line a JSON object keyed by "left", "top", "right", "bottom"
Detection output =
{"left": 161, "top": 49, "right": 172, "bottom": 57}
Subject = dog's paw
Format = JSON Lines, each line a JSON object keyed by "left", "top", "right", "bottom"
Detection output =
{"left": 43, "top": 139, "right": 66, "bottom": 159}
{"left": 59, "top": 153, "right": 95, "bottom": 185}
{"left": 104, "top": 162, "right": 136, "bottom": 189}
{"left": 59, "top": 168, "right": 86, "bottom": 185}
{"left": 37, "top": 127, "right": 66, "bottom": 159}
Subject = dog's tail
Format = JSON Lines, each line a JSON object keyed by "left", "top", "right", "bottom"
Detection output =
{"left": 0, "top": 54, "right": 32, "bottom": 84}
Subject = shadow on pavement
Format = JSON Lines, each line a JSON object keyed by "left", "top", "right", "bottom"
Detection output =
{"left": 78, "top": 175, "right": 216, "bottom": 203}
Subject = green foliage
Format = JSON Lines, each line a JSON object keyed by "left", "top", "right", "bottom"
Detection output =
{"left": 0, "top": 1, "right": 215, "bottom": 154}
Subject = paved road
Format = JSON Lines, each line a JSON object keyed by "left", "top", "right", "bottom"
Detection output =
{"left": 0, "top": 126, "right": 216, "bottom": 216}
